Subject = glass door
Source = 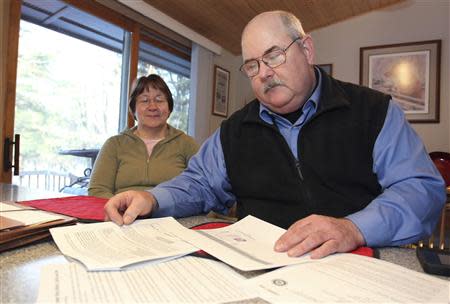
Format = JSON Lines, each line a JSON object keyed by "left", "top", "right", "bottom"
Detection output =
{"left": 13, "top": 15, "right": 125, "bottom": 192}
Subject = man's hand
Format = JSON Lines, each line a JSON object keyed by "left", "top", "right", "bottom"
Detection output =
{"left": 104, "top": 190, "right": 156, "bottom": 225}
{"left": 274, "top": 214, "right": 365, "bottom": 259}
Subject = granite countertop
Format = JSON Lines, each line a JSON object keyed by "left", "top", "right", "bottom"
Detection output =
{"left": 1, "top": 216, "right": 448, "bottom": 304}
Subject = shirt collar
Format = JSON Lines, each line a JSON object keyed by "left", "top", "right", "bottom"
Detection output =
{"left": 259, "top": 66, "right": 322, "bottom": 124}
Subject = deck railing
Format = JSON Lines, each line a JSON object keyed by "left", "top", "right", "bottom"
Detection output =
{"left": 13, "top": 170, "right": 78, "bottom": 192}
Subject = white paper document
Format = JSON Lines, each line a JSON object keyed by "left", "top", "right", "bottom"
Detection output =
{"left": 50, "top": 217, "right": 198, "bottom": 270}
{"left": 175, "top": 215, "right": 311, "bottom": 271}
{"left": 36, "top": 256, "right": 256, "bottom": 304}
{"left": 0, "top": 201, "right": 65, "bottom": 226}
{"left": 246, "top": 253, "right": 450, "bottom": 303}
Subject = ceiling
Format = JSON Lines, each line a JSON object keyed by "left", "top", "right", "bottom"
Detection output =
{"left": 142, "top": 0, "right": 407, "bottom": 55}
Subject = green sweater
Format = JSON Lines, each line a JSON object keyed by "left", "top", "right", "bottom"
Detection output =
{"left": 88, "top": 125, "right": 198, "bottom": 198}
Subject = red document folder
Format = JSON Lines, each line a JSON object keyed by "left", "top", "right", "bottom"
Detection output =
{"left": 19, "top": 196, "right": 108, "bottom": 222}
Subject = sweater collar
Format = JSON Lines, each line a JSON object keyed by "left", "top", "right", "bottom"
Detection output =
{"left": 122, "top": 124, "right": 183, "bottom": 144}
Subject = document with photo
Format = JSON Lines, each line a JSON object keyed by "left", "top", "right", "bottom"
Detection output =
{"left": 245, "top": 253, "right": 450, "bottom": 303}
{"left": 175, "top": 215, "right": 313, "bottom": 271}
{"left": 36, "top": 256, "right": 258, "bottom": 304}
{"left": 50, "top": 217, "right": 198, "bottom": 270}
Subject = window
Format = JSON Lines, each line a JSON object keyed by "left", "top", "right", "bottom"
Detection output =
{"left": 10, "top": 0, "right": 192, "bottom": 191}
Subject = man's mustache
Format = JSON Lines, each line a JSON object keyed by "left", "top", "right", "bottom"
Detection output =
{"left": 263, "top": 79, "right": 285, "bottom": 93}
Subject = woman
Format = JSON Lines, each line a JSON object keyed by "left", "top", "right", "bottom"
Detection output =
{"left": 88, "top": 74, "right": 198, "bottom": 198}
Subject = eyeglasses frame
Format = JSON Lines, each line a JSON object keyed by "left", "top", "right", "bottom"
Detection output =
{"left": 239, "top": 37, "right": 304, "bottom": 78}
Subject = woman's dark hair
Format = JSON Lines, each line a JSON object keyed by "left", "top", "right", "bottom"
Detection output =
{"left": 129, "top": 74, "right": 174, "bottom": 120}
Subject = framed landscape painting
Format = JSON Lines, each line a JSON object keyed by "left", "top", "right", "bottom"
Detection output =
{"left": 360, "top": 40, "right": 441, "bottom": 123}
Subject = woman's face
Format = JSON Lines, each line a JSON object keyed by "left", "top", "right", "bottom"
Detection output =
{"left": 135, "top": 86, "right": 170, "bottom": 130}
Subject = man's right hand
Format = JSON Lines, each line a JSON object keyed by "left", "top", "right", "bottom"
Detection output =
{"left": 104, "top": 190, "right": 156, "bottom": 225}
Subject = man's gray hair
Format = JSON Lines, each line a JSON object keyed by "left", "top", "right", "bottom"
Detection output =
{"left": 241, "top": 10, "right": 306, "bottom": 50}
{"left": 278, "top": 11, "right": 306, "bottom": 39}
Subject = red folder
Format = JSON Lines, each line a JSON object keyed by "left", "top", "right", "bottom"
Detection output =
{"left": 19, "top": 196, "right": 107, "bottom": 222}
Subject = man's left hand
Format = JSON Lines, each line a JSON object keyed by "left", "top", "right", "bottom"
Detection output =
{"left": 274, "top": 215, "right": 365, "bottom": 259}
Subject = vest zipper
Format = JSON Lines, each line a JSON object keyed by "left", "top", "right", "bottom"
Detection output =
{"left": 295, "top": 160, "right": 304, "bottom": 180}
{"left": 266, "top": 117, "right": 310, "bottom": 202}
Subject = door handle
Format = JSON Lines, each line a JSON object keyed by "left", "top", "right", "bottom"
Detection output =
{"left": 3, "top": 134, "right": 20, "bottom": 175}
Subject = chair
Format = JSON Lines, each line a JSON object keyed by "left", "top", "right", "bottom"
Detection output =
{"left": 429, "top": 152, "right": 450, "bottom": 186}
{"left": 206, "top": 202, "right": 237, "bottom": 222}
{"left": 417, "top": 152, "right": 450, "bottom": 250}
{"left": 59, "top": 171, "right": 91, "bottom": 195}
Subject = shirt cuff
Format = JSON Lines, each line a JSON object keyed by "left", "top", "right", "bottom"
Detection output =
{"left": 148, "top": 188, "right": 175, "bottom": 217}
{"left": 346, "top": 210, "right": 387, "bottom": 247}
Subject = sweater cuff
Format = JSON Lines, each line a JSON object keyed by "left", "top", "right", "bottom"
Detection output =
{"left": 149, "top": 188, "right": 175, "bottom": 217}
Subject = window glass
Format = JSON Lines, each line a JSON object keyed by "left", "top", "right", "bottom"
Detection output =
{"left": 13, "top": 20, "right": 123, "bottom": 191}
{"left": 138, "top": 40, "right": 191, "bottom": 133}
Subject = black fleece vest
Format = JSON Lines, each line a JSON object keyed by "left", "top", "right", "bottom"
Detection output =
{"left": 220, "top": 72, "right": 390, "bottom": 229}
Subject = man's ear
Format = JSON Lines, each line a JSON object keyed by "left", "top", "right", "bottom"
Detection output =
{"left": 301, "top": 36, "right": 315, "bottom": 65}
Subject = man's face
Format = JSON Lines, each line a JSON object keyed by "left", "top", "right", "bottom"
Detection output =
{"left": 241, "top": 16, "right": 316, "bottom": 114}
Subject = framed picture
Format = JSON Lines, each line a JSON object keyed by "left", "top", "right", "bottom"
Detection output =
{"left": 360, "top": 40, "right": 441, "bottom": 123}
{"left": 317, "top": 64, "right": 333, "bottom": 76}
{"left": 212, "top": 65, "right": 230, "bottom": 117}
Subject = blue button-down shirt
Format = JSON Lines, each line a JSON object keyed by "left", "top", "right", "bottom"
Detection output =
{"left": 152, "top": 69, "right": 445, "bottom": 247}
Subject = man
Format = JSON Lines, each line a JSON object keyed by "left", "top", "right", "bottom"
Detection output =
{"left": 105, "top": 11, "right": 445, "bottom": 258}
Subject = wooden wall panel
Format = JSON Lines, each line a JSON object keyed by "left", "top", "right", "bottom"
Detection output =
{"left": 143, "top": 0, "right": 406, "bottom": 54}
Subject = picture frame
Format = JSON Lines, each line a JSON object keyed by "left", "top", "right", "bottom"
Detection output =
{"left": 317, "top": 64, "right": 333, "bottom": 76}
{"left": 212, "top": 65, "right": 230, "bottom": 117}
{"left": 360, "top": 40, "right": 441, "bottom": 123}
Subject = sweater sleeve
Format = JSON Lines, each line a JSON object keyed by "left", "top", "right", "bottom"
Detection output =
{"left": 88, "top": 137, "right": 119, "bottom": 198}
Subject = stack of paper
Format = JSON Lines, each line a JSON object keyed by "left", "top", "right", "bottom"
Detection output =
{"left": 245, "top": 253, "right": 449, "bottom": 303}
{"left": 0, "top": 201, "right": 76, "bottom": 252}
{"left": 37, "top": 254, "right": 449, "bottom": 303}
{"left": 1, "top": 202, "right": 66, "bottom": 229}
{"left": 37, "top": 256, "right": 256, "bottom": 303}
{"left": 172, "top": 215, "right": 312, "bottom": 271}
{"left": 49, "top": 217, "right": 198, "bottom": 270}
{"left": 41, "top": 215, "right": 449, "bottom": 303}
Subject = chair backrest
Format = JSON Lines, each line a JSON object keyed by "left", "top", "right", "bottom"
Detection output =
{"left": 419, "top": 151, "right": 450, "bottom": 250}
{"left": 429, "top": 151, "right": 450, "bottom": 186}
{"left": 417, "top": 204, "right": 450, "bottom": 250}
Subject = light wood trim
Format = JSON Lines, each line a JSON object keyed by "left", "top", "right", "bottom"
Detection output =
{"left": 97, "top": 0, "right": 191, "bottom": 49}
{"left": 1, "top": 0, "right": 21, "bottom": 183}
{"left": 62, "top": 0, "right": 134, "bottom": 31}
{"left": 127, "top": 23, "right": 140, "bottom": 129}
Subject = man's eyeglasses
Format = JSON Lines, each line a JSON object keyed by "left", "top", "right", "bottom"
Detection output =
{"left": 240, "top": 37, "right": 303, "bottom": 78}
